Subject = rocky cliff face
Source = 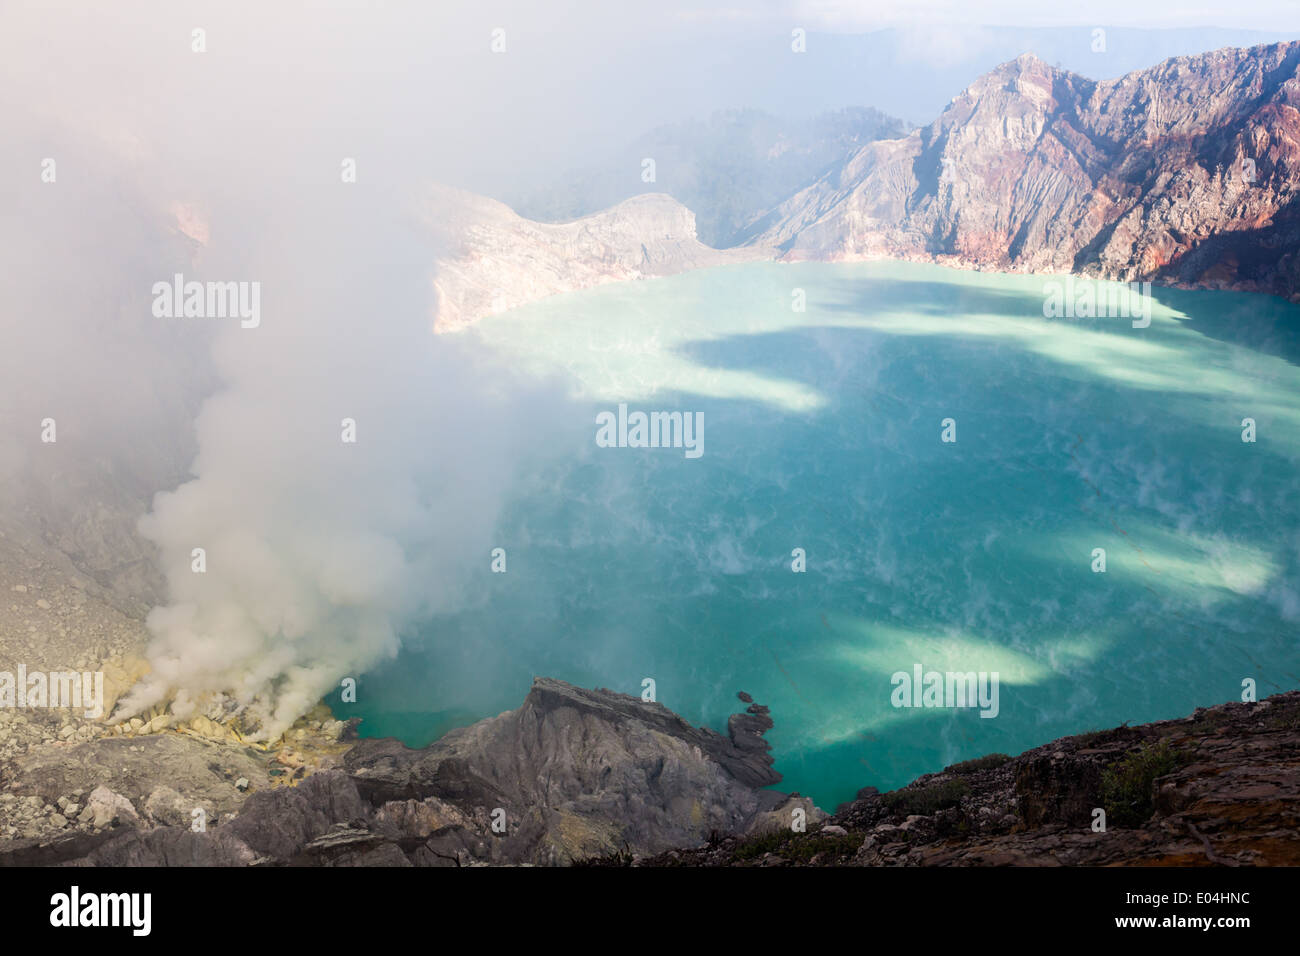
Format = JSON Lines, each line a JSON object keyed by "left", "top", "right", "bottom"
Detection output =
{"left": 426, "top": 186, "right": 770, "bottom": 332}
{"left": 626, "top": 691, "right": 1300, "bottom": 867}
{"left": 429, "top": 42, "right": 1300, "bottom": 331}
{"left": 751, "top": 42, "right": 1300, "bottom": 300}
{"left": 0, "top": 679, "right": 798, "bottom": 867}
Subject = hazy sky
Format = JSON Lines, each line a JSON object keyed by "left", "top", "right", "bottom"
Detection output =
{"left": 5, "top": 1, "right": 1299, "bottom": 195}
{"left": 678, "top": 0, "right": 1300, "bottom": 29}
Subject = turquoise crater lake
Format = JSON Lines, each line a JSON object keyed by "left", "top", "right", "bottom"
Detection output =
{"left": 336, "top": 260, "right": 1300, "bottom": 809}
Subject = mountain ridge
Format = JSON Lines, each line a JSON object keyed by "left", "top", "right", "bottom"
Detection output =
{"left": 429, "top": 40, "right": 1300, "bottom": 331}
{"left": 749, "top": 41, "right": 1300, "bottom": 299}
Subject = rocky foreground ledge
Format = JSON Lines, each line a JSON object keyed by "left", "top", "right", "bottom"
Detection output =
{"left": 0, "top": 678, "right": 809, "bottom": 866}
{"left": 3, "top": 682, "right": 1296, "bottom": 866}
{"left": 615, "top": 691, "right": 1300, "bottom": 867}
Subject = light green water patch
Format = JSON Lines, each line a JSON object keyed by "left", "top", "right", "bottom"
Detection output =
{"left": 475, "top": 261, "right": 1300, "bottom": 453}
{"left": 1026, "top": 526, "right": 1276, "bottom": 601}
{"left": 339, "top": 260, "right": 1300, "bottom": 807}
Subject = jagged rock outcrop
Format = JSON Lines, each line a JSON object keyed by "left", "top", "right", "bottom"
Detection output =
{"left": 425, "top": 187, "right": 771, "bottom": 331}
{"left": 629, "top": 691, "right": 1300, "bottom": 867}
{"left": 0, "top": 680, "right": 787, "bottom": 866}
{"left": 750, "top": 42, "right": 1300, "bottom": 300}
{"left": 342, "top": 678, "right": 785, "bottom": 864}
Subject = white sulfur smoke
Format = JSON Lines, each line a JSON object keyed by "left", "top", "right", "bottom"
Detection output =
{"left": 114, "top": 186, "right": 561, "bottom": 737}
{"left": 1, "top": 1, "right": 570, "bottom": 738}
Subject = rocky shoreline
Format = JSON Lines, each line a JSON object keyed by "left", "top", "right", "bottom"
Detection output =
{"left": 625, "top": 691, "right": 1300, "bottom": 867}
{"left": 425, "top": 186, "right": 771, "bottom": 333}
{"left": 3, "top": 674, "right": 1296, "bottom": 866}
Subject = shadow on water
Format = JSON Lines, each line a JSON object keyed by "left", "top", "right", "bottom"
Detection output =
{"left": 341, "top": 263, "right": 1300, "bottom": 807}
{"left": 818, "top": 275, "right": 1051, "bottom": 321}
{"left": 820, "top": 271, "right": 1300, "bottom": 370}
{"left": 1159, "top": 285, "right": 1300, "bottom": 368}
{"left": 861, "top": 263, "right": 1295, "bottom": 409}
{"left": 666, "top": 313, "right": 1300, "bottom": 798}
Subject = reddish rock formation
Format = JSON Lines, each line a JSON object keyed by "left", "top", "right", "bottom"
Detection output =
{"left": 751, "top": 42, "right": 1300, "bottom": 302}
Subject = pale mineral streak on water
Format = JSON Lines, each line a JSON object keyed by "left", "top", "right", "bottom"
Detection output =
{"left": 341, "top": 260, "right": 1300, "bottom": 807}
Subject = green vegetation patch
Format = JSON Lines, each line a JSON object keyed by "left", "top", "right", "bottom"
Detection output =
{"left": 1072, "top": 725, "right": 1130, "bottom": 748}
{"left": 944, "top": 753, "right": 1011, "bottom": 775}
{"left": 1100, "top": 740, "right": 1187, "bottom": 827}
{"left": 732, "top": 828, "right": 862, "bottom": 863}
{"left": 881, "top": 778, "right": 970, "bottom": 816}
